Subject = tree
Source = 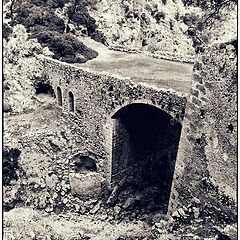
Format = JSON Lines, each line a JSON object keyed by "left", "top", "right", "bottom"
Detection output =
{"left": 182, "top": 0, "right": 236, "bottom": 29}
{"left": 201, "top": 0, "right": 236, "bottom": 29}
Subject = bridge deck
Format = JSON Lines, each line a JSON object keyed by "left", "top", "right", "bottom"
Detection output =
{"left": 77, "top": 37, "right": 193, "bottom": 94}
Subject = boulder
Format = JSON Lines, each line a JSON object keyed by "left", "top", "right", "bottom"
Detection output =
{"left": 3, "top": 102, "right": 12, "bottom": 112}
{"left": 69, "top": 172, "right": 102, "bottom": 199}
{"left": 122, "top": 195, "right": 140, "bottom": 210}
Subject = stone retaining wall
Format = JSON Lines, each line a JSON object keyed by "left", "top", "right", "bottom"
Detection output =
{"left": 168, "top": 40, "right": 237, "bottom": 220}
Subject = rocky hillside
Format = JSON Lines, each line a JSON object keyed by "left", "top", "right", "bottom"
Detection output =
{"left": 91, "top": 0, "right": 196, "bottom": 57}
{"left": 89, "top": 0, "right": 236, "bottom": 57}
{"left": 3, "top": 0, "right": 237, "bottom": 65}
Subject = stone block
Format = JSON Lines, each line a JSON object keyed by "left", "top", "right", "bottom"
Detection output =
{"left": 69, "top": 172, "right": 102, "bottom": 198}
{"left": 193, "top": 74, "right": 203, "bottom": 83}
{"left": 191, "top": 89, "right": 199, "bottom": 97}
{"left": 192, "top": 96, "right": 201, "bottom": 106}
{"left": 196, "top": 84, "right": 206, "bottom": 95}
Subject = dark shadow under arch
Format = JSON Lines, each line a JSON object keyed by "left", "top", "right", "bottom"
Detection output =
{"left": 111, "top": 103, "right": 182, "bottom": 213}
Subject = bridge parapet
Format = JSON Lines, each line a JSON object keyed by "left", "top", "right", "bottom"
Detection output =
{"left": 38, "top": 55, "right": 187, "bottom": 122}
{"left": 38, "top": 55, "right": 188, "bottom": 210}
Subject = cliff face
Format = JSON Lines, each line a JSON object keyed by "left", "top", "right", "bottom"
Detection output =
{"left": 201, "top": 42, "right": 237, "bottom": 201}
{"left": 90, "top": 0, "right": 196, "bottom": 58}
{"left": 88, "top": 0, "right": 236, "bottom": 60}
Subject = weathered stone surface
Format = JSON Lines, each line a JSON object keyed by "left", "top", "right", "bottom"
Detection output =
{"left": 169, "top": 40, "right": 237, "bottom": 222}
{"left": 40, "top": 55, "right": 187, "bottom": 185}
{"left": 122, "top": 196, "right": 141, "bottom": 210}
{"left": 69, "top": 172, "right": 102, "bottom": 198}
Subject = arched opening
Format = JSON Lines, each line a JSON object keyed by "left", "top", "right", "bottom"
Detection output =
{"left": 35, "top": 81, "right": 54, "bottom": 95}
{"left": 110, "top": 103, "right": 182, "bottom": 213}
{"left": 68, "top": 91, "right": 74, "bottom": 112}
{"left": 34, "top": 75, "right": 54, "bottom": 96}
{"left": 69, "top": 153, "right": 101, "bottom": 199}
{"left": 57, "top": 87, "right": 62, "bottom": 106}
{"left": 74, "top": 155, "right": 97, "bottom": 173}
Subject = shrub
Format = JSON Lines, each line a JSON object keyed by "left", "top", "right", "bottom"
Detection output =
{"left": 182, "top": 0, "right": 207, "bottom": 8}
{"left": 91, "top": 30, "right": 108, "bottom": 46}
{"left": 30, "top": 0, "right": 47, "bottom": 6}
{"left": 70, "top": 8, "right": 95, "bottom": 32}
{"left": 169, "top": 20, "right": 174, "bottom": 30}
{"left": 175, "top": 11, "right": 180, "bottom": 21}
{"left": 3, "top": 23, "right": 13, "bottom": 39}
{"left": 40, "top": 11, "right": 65, "bottom": 32}
{"left": 67, "top": 2, "right": 106, "bottom": 44}
{"left": 182, "top": 13, "right": 199, "bottom": 26}
{"left": 13, "top": 5, "right": 65, "bottom": 33}
{"left": 29, "top": 0, "right": 67, "bottom": 8}
{"left": 3, "top": 102, "right": 12, "bottom": 113}
{"left": 182, "top": 0, "right": 236, "bottom": 11}
{"left": 31, "top": 31, "right": 98, "bottom": 63}
{"left": 187, "top": 26, "right": 197, "bottom": 36}
{"left": 3, "top": 81, "right": 11, "bottom": 91}
{"left": 142, "top": 39, "right": 148, "bottom": 46}
{"left": 144, "top": 3, "right": 152, "bottom": 12}
{"left": 48, "top": 0, "right": 66, "bottom": 8}
{"left": 9, "top": 0, "right": 102, "bottom": 63}
{"left": 3, "top": 148, "right": 21, "bottom": 186}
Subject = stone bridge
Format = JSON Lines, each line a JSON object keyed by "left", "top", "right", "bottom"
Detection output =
{"left": 38, "top": 39, "right": 236, "bottom": 218}
{"left": 40, "top": 54, "right": 191, "bottom": 213}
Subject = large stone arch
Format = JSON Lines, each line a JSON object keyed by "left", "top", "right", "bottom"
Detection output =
{"left": 107, "top": 99, "right": 184, "bottom": 124}
{"left": 105, "top": 102, "right": 183, "bottom": 213}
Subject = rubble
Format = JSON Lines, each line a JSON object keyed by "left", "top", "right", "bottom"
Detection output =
{"left": 107, "top": 176, "right": 127, "bottom": 206}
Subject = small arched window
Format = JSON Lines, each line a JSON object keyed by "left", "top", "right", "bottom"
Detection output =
{"left": 57, "top": 87, "right": 62, "bottom": 106}
{"left": 69, "top": 91, "right": 74, "bottom": 112}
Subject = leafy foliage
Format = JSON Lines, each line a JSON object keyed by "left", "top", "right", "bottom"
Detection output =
{"left": 179, "top": 0, "right": 236, "bottom": 52}
{"left": 66, "top": 0, "right": 107, "bottom": 44}
{"left": 8, "top": 0, "right": 103, "bottom": 63}
{"left": 11, "top": 3, "right": 65, "bottom": 33}
{"left": 182, "top": 0, "right": 236, "bottom": 28}
{"left": 154, "top": 11, "right": 166, "bottom": 23}
{"left": 3, "top": 148, "right": 21, "bottom": 186}
{"left": 31, "top": 31, "right": 98, "bottom": 63}
{"left": 182, "top": 0, "right": 236, "bottom": 9}
{"left": 10, "top": 0, "right": 106, "bottom": 44}
{"left": 161, "top": 0, "right": 167, "bottom": 5}
{"left": 182, "top": 13, "right": 200, "bottom": 27}
{"left": 3, "top": 23, "right": 13, "bottom": 40}
{"left": 30, "top": 0, "right": 67, "bottom": 8}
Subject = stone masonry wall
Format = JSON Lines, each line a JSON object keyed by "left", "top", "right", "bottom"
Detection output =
{"left": 39, "top": 55, "right": 187, "bottom": 202}
{"left": 168, "top": 40, "right": 237, "bottom": 221}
